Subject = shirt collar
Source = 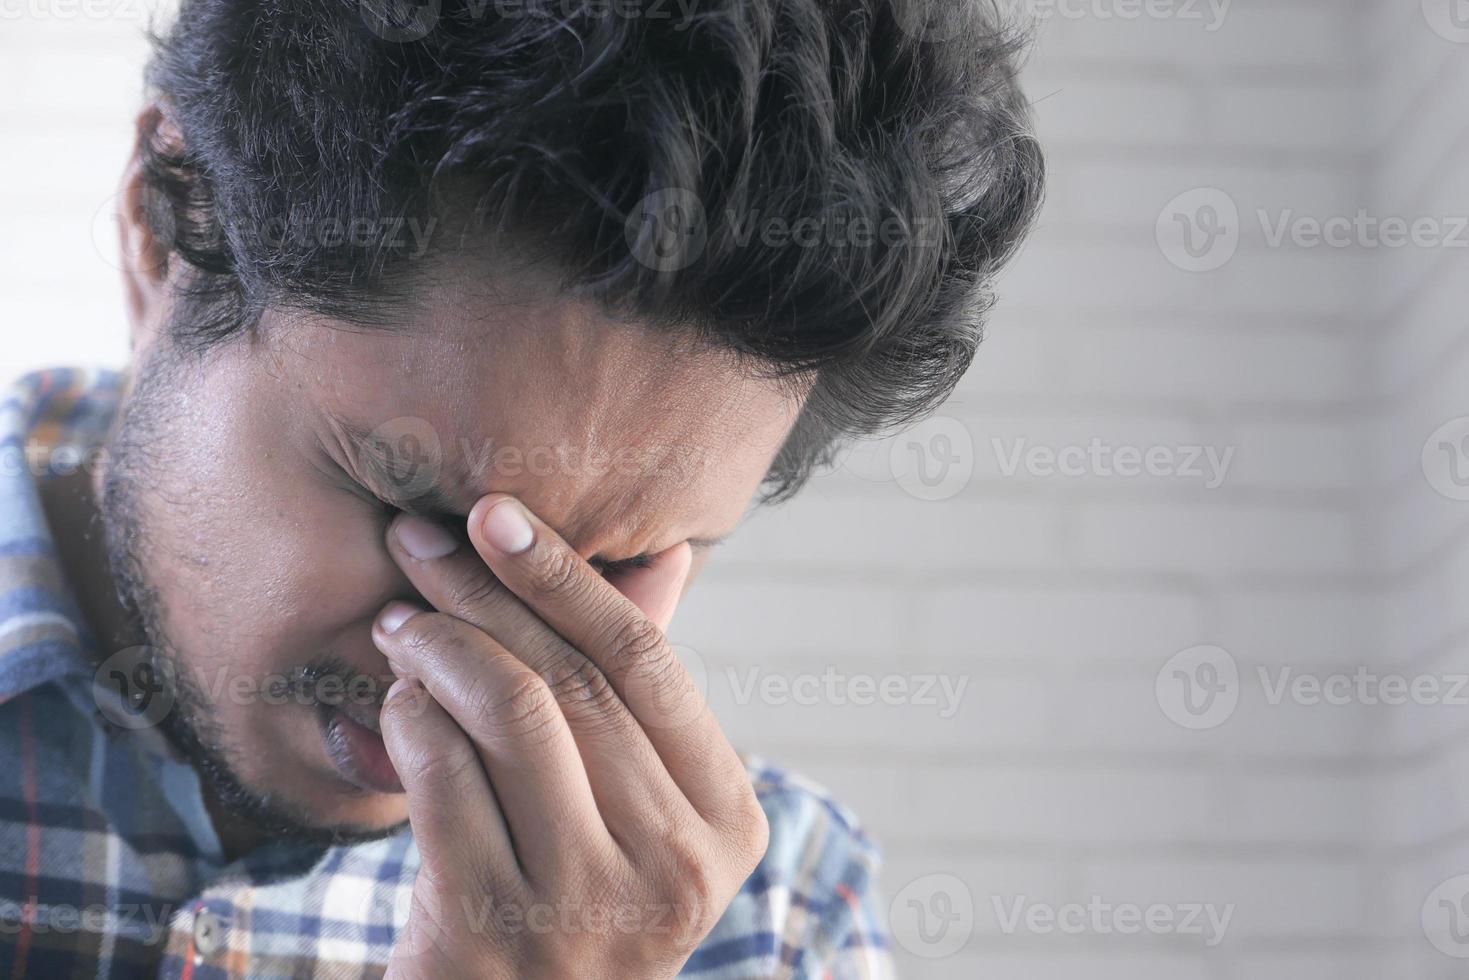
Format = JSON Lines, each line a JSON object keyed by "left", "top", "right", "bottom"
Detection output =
{"left": 0, "top": 367, "right": 127, "bottom": 703}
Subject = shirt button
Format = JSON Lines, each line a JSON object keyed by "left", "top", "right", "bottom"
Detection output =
{"left": 194, "top": 910, "right": 225, "bottom": 957}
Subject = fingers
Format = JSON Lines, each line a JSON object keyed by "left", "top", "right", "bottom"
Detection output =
{"left": 388, "top": 515, "right": 589, "bottom": 692}
{"left": 464, "top": 494, "right": 752, "bottom": 830}
{"left": 386, "top": 516, "right": 691, "bottom": 839}
{"left": 373, "top": 605, "right": 615, "bottom": 876}
{"left": 378, "top": 676, "right": 521, "bottom": 898}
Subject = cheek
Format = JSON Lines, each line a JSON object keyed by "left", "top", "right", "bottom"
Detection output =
{"left": 138, "top": 464, "right": 404, "bottom": 668}
{"left": 240, "top": 496, "right": 403, "bottom": 636}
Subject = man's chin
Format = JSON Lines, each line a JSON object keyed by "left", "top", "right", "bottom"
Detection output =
{"left": 274, "top": 784, "right": 411, "bottom": 844}
{"left": 211, "top": 771, "right": 412, "bottom": 848}
{"left": 174, "top": 721, "right": 411, "bottom": 848}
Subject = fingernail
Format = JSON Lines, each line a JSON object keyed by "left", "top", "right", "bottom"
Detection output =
{"left": 481, "top": 499, "right": 534, "bottom": 555}
{"left": 378, "top": 601, "right": 422, "bottom": 634}
{"left": 385, "top": 675, "right": 421, "bottom": 704}
{"left": 395, "top": 515, "right": 458, "bottom": 560}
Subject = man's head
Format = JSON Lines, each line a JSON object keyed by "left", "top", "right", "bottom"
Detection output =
{"left": 101, "top": 0, "right": 1041, "bottom": 842}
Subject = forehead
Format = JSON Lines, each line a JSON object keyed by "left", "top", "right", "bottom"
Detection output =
{"left": 261, "top": 284, "right": 804, "bottom": 555}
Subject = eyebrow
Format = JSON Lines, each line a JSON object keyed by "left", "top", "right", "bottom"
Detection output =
{"left": 329, "top": 415, "right": 464, "bottom": 518}
{"left": 327, "top": 412, "right": 733, "bottom": 564}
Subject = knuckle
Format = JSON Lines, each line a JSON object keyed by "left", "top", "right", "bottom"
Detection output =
{"left": 442, "top": 561, "right": 503, "bottom": 612}
{"left": 656, "top": 834, "right": 720, "bottom": 939}
{"left": 387, "top": 719, "right": 478, "bottom": 799}
{"left": 605, "top": 616, "right": 669, "bottom": 675}
{"left": 478, "top": 670, "right": 561, "bottom": 744}
{"left": 396, "top": 612, "right": 468, "bottom": 656}
{"left": 540, "top": 654, "right": 612, "bottom": 705}
{"left": 733, "top": 794, "right": 770, "bottom": 868}
{"left": 414, "top": 742, "right": 482, "bottom": 793}
{"left": 539, "top": 656, "right": 625, "bottom": 732}
{"left": 379, "top": 684, "right": 429, "bottom": 727}
{"left": 711, "top": 772, "right": 769, "bottom": 865}
{"left": 526, "top": 547, "right": 584, "bottom": 603}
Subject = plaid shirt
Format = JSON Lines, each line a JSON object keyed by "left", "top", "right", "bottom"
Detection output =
{"left": 0, "top": 368, "right": 893, "bottom": 979}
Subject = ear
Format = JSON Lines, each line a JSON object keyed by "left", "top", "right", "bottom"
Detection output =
{"left": 116, "top": 104, "right": 174, "bottom": 351}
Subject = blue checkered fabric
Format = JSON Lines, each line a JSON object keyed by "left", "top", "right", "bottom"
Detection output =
{"left": 0, "top": 368, "right": 893, "bottom": 979}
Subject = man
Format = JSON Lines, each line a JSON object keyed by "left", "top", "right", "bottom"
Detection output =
{"left": 0, "top": 0, "right": 1040, "bottom": 975}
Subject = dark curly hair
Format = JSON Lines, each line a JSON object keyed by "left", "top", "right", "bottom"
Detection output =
{"left": 139, "top": 0, "right": 1043, "bottom": 500}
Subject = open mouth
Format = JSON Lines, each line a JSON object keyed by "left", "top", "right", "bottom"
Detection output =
{"left": 275, "top": 659, "right": 404, "bottom": 795}
{"left": 318, "top": 700, "right": 403, "bottom": 795}
{"left": 332, "top": 693, "right": 384, "bottom": 735}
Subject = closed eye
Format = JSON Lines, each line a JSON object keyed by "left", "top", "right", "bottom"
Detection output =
{"left": 337, "top": 477, "right": 404, "bottom": 521}
{"left": 353, "top": 475, "right": 455, "bottom": 525}
{"left": 589, "top": 553, "right": 655, "bottom": 578}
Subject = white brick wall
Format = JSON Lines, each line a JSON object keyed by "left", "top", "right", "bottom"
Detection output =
{"left": 676, "top": 2, "right": 1457, "bottom": 977}
{"left": 1362, "top": 3, "right": 1469, "bottom": 979}
{"left": 0, "top": 1, "right": 1461, "bottom": 977}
